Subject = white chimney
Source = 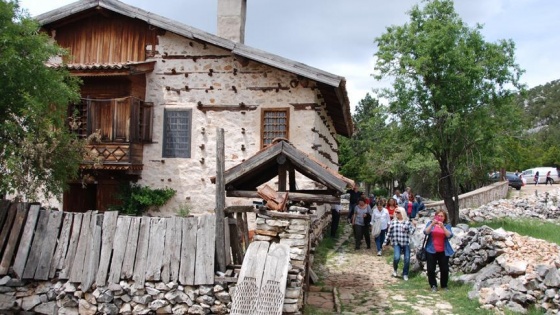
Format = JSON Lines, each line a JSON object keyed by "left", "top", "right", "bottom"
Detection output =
{"left": 217, "top": 0, "right": 247, "bottom": 43}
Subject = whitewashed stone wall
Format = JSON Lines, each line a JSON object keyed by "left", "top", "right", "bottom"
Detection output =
{"left": 140, "top": 32, "right": 340, "bottom": 216}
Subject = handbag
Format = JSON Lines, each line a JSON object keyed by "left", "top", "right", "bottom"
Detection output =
{"left": 416, "top": 234, "right": 429, "bottom": 262}
{"left": 371, "top": 219, "right": 382, "bottom": 238}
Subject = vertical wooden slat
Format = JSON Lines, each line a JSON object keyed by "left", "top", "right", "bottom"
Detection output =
{"left": 0, "top": 203, "right": 17, "bottom": 257}
{"left": 145, "top": 217, "right": 166, "bottom": 281}
{"left": 229, "top": 217, "right": 242, "bottom": 265}
{"left": 82, "top": 214, "right": 102, "bottom": 292}
{"left": 108, "top": 216, "right": 131, "bottom": 284}
{"left": 169, "top": 217, "right": 182, "bottom": 283}
{"left": 0, "top": 203, "right": 28, "bottom": 275}
{"left": 0, "top": 200, "right": 11, "bottom": 235}
{"left": 49, "top": 213, "right": 73, "bottom": 278}
{"left": 22, "top": 209, "right": 50, "bottom": 279}
{"left": 161, "top": 217, "right": 177, "bottom": 283}
{"left": 215, "top": 127, "right": 227, "bottom": 272}
{"left": 195, "top": 215, "right": 216, "bottom": 285}
{"left": 132, "top": 216, "right": 151, "bottom": 287}
{"left": 242, "top": 212, "right": 250, "bottom": 251}
{"left": 35, "top": 211, "right": 63, "bottom": 280}
{"left": 69, "top": 211, "right": 93, "bottom": 282}
{"left": 96, "top": 211, "right": 119, "bottom": 286}
{"left": 59, "top": 213, "right": 83, "bottom": 279}
{"left": 12, "top": 205, "right": 40, "bottom": 278}
{"left": 179, "top": 217, "right": 197, "bottom": 285}
{"left": 121, "top": 216, "right": 140, "bottom": 279}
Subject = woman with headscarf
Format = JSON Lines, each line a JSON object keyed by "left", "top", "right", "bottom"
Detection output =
{"left": 383, "top": 207, "right": 416, "bottom": 280}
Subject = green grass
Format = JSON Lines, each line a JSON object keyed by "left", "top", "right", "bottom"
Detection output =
{"left": 470, "top": 217, "right": 560, "bottom": 245}
{"left": 303, "top": 305, "right": 333, "bottom": 315}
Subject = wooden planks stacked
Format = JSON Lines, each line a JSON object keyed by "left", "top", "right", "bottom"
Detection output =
{"left": 0, "top": 204, "right": 217, "bottom": 287}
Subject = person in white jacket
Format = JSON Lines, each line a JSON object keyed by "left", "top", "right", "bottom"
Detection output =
{"left": 371, "top": 200, "right": 391, "bottom": 256}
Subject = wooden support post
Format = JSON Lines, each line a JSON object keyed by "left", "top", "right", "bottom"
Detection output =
{"left": 289, "top": 164, "right": 296, "bottom": 191}
{"left": 277, "top": 155, "right": 287, "bottom": 192}
{"left": 215, "top": 128, "right": 227, "bottom": 272}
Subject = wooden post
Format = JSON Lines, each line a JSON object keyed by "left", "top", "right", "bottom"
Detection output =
{"left": 215, "top": 128, "right": 227, "bottom": 272}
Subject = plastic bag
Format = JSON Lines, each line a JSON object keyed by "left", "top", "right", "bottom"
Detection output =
{"left": 371, "top": 219, "right": 382, "bottom": 238}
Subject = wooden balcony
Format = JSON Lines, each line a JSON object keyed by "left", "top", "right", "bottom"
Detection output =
{"left": 70, "top": 97, "right": 153, "bottom": 173}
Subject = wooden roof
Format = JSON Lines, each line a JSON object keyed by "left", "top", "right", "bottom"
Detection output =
{"left": 35, "top": 0, "right": 353, "bottom": 137}
{"left": 213, "top": 139, "right": 354, "bottom": 195}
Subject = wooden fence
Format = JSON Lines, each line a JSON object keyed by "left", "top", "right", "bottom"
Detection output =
{"left": 0, "top": 201, "right": 215, "bottom": 291}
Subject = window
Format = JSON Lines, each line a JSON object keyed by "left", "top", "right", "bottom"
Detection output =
{"left": 163, "top": 109, "right": 192, "bottom": 158}
{"left": 261, "top": 108, "right": 289, "bottom": 147}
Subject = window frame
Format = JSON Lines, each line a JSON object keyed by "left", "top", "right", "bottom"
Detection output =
{"left": 162, "top": 108, "right": 192, "bottom": 158}
{"left": 261, "top": 108, "right": 290, "bottom": 148}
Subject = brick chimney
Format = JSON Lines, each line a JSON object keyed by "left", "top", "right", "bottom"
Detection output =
{"left": 217, "top": 0, "right": 247, "bottom": 43}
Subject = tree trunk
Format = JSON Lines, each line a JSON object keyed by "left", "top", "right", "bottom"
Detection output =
{"left": 438, "top": 158, "right": 459, "bottom": 226}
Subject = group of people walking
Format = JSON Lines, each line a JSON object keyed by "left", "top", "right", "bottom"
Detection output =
{"left": 334, "top": 185, "right": 454, "bottom": 292}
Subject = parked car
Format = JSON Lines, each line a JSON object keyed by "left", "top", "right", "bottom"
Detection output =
{"left": 490, "top": 172, "right": 523, "bottom": 190}
{"left": 522, "top": 167, "right": 559, "bottom": 184}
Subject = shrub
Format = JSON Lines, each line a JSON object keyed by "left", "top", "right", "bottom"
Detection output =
{"left": 112, "top": 184, "right": 176, "bottom": 216}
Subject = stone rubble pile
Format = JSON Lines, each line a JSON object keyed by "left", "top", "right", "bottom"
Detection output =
{"left": 410, "top": 188, "right": 560, "bottom": 314}
{"left": 0, "top": 277, "right": 232, "bottom": 315}
{"left": 460, "top": 188, "right": 560, "bottom": 223}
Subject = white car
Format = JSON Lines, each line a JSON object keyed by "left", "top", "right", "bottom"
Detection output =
{"left": 522, "top": 167, "right": 559, "bottom": 184}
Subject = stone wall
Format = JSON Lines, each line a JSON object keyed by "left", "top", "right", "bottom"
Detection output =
{"left": 253, "top": 209, "right": 310, "bottom": 314}
{"left": 424, "top": 181, "right": 509, "bottom": 211}
{"left": 0, "top": 277, "right": 232, "bottom": 314}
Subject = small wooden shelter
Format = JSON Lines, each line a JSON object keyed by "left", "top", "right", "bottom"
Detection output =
{"left": 213, "top": 139, "right": 354, "bottom": 207}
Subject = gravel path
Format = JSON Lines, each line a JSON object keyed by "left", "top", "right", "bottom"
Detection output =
{"left": 307, "top": 224, "right": 454, "bottom": 314}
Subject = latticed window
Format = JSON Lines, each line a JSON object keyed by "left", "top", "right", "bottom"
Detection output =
{"left": 163, "top": 109, "right": 192, "bottom": 158}
{"left": 261, "top": 109, "right": 289, "bottom": 147}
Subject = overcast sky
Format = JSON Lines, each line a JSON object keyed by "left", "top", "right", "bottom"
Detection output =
{"left": 20, "top": 0, "right": 560, "bottom": 111}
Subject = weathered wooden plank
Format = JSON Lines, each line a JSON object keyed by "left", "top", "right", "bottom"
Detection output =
{"left": 59, "top": 213, "right": 83, "bottom": 279}
{"left": 227, "top": 190, "right": 340, "bottom": 203}
{"left": 161, "top": 217, "right": 178, "bottom": 283}
{"left": 49, "top": 213, "right": 73, "bottom": 278}
{"left": 255, "top": 243, "right": 291, "bottom": 314}
{"left": 179, "top": 217, "right": 197, "bottom": 285}
{"left": 223, "top": 142, "right": 283, "bottom": 184}
{"left": 215, "top": 127, "right": 227, "bottom": 272}
{"left": 108, "top": 216, "right": 131, "bottom": 284}
{"left": 96, "top": 211, "right": 119, "bottom": 286}
{"left": 145, "top": 217, "right": 166, "bottom": 281}
{"left": 194, "top": 215, "right": 216, "bottom": 285}
{"left": 229, "top": 217, "right": 243, "bottom": 265}
{"left": 34, "top": 210, "right": 63, "bottom": 280}
{"left": 169, "top": 217, "right": 181, "bottom": 283}
{"left": 0, "top": 203, "right": 17, "bottom": 258}
{"left": 22, "top": 209, "right": 50, "bottom": 279}
{"left": 241, "top": 212, "right": 249, "bottom": 251}
{"left": 11, "top": 205, "right": 40, "bottom": 278}
{"left": 82, "top": 214, "right": 102, "bottom": 292}
{"left": 224, "top": 206, "right": 256, "bottom": 214}
{"left": 0, "top": 200, "right": 12, "bottom": 238}
{"left": 0, "top": 204, "right": 28, "bottom": 275}
{"left": 132, "top": 216, "right": 151, "bottom": 287}
{"left": 230, "top": 241, "right": 270, "bottom": 315}
{"left": 69, "top": 211, "right": 93, "bottom": 282}
{"left": 121, "top": 216, "right": 140, "bottom": 279}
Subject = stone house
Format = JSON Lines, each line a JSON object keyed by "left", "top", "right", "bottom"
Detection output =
{"left": 36, "top": 0, "right": 352, "bottom": 215}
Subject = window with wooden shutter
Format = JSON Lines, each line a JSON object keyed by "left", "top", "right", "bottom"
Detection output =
{"left": 163, "top": 109, "right": 192, "bottom": 158}
{"left": 261, "top": 108, "right": 289, "bottom": 148}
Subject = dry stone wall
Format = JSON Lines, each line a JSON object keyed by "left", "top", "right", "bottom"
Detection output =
{"left": 0, "top": 277, "right": 232, "bottom": 314}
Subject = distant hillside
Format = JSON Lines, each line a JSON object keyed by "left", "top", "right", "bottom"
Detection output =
{"left": 520, "top": 79, "right": 560, "bottom": 128}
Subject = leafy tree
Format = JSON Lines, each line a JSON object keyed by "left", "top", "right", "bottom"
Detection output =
{"left": 0, "top": 0, "right": 82, "bottom": 201}
{"left": 374, "top": 0, "right": 523, "bottom": 225}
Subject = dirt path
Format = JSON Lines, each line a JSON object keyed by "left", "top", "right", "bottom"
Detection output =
{"left": 306, "top": 224, "right": 454, "bottom": 314}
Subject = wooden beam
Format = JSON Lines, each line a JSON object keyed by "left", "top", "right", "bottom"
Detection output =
{"left": 278, "top": 160, "right": 287, "bottom": 192}
{"left": 215, "top": 128, "right": 227, "bottom": 273}
{"left": 224, "top": 206, "right": 255, "bottom": 214}
{"left": 288, "top": 165, "right": 296, "bottom": 191}
{"left": 227, "top": 190, "right": 339, "bottom": 204}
